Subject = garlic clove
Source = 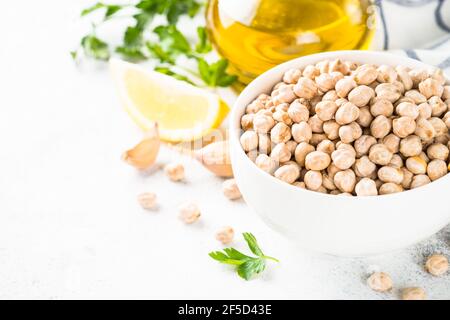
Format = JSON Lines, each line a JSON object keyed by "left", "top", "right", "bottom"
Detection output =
{"left": 122, "top": 124, "right": 160, "bottom": 169}
{"left": 194, "top": 141, "right": 233, "bottom": 177}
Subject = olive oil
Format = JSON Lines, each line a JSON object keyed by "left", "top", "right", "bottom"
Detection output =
{"left": 206, "top": 0, "right": 375, "bottom": 87}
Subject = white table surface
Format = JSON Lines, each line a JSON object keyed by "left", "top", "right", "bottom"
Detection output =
{"left": 0, "top": 0, "right": 449, "bottom": 300}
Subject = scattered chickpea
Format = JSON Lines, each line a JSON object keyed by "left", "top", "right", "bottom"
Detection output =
{"left": 179, "top": 202, "right": 201, "bottom": 224}
{"left": 425, "top": 254, "right": 449, "bottom": 276}
{"left": 216, "top": 226, "right": 235, "bottom": 245}
{"left": 164, "top": 163, "right": 185, "bottom": 182}
{"left": 401, "top": 287, "right": 426, "bottom": 300}
{"left": 137, "top": 192, "right": 157, "bottom": 210}
{"left": 367, "top": 272, "right": 393, "bottom": 292}
{"left": 222, "top": 179, "right": 242, "bottom": 200}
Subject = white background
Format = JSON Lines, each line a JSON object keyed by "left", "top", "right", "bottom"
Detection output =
{"left": 0, "top": 0, "right": 449, "bottom": 299}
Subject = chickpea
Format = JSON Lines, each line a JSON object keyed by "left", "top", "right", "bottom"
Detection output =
{"left": 427, "top": 159, "right": 447, "bottom": 181}
{"left": 369, "top": 144, "right": 393, "bottom": 166}
{"left": 410, "top": 174, "right": 431, "bottom": 189}
{"left": 354, "top": 65, "right": 378, "bottom": 85}
{"left": 401, "top": 168, "right": 414, "bottom": 189}
{"left": 418, "top": 78, "right": 444, "bottom": 99}
{"left": 429, "top": 96, "right": 447, "bottom": 117}
{"left": 335, "top": 77, "right": 357, "bottom": 98}
{"left": 302, "top": 65, "right": 320, "bottom": 80}
{"left": 245, "top": 99, "right": 265, "bottom": 114}
{"left": 216, "top": 226, "right": 235, "bottom": 245}
{"left": 271, "top": 122, "right": 291, "bottom": 144}
{"left": 427, "top": 143, "right": 449, "bottom": 161}
{"left": 419, "top": 151, "right": 430, "bottom": 163}
{"left": 396, "top": 65, "right": 413, "bottom": 91}
{"left": 354, "top": 135, "right": 377, "bottom": 157}
{"left": 330, "top": 59, "right": 350, "bottom": 75}
{"left": 425, "top": 254, "right": 448, "bottom": 276}
{"left": 357, "top": 106, "right": 373, "bottom": 128}
{"left": 305, "top": 151, "right": 331, "bottom": 171}
{"left": 317, "top": 140, "right": 335, "bottom": 154}
{"left": 293, "top": 181, "right": 306, "bottom": 188}
{"left": 257, "top": 133, "right": 272, "bottom": 154}
{"left": 405, "top": 90, "right": 427, "bottom": 104}
{"left": 323, "top": 120, "right": 340, "bottom": 140}
{"left": 355, "top": 178, "right": 378, "bottom": 196}
{"left": 270, "top": 142, "right": 291, "bottom": 163}
{"left": 288, "top": 100, "right": 310, "bottom": 123}
{"left": 401, "top": 287, "right": 426, "bottom": 300}
{"left": 273, "top": 84, "right": 297, "bottom": 105}
{"left": 335, "top": 102, "right": 360, "bottom": 125}
{"left": 370, "top": 98, "right": 394, "bottom": 117}
{"left": 309, "top": 133, "right": 328, "bottom": 147}
{"left": 435, "top": 134, "right": 450, "bottom": 145}
{"left": 389, "top": 154, "right": 404, "bottom": 168}
{"left": 348, "top": 85, "right": 375, "bottom": 107}
{"left": 322, "top": 90, "right": 339, "bottom": 102}
{"left": 307, "top": 115, "right": 323, "bottom": 133}
{"left": 315, "top": 101, "right": 338, "bottom": 121}
{"left": 291, "top": 122, "right": 312, "bottom": 143}
{"left": 406, "top": 156, "right": 428, "bottom": 175}
{"left": 332, "top": 148, "right": 356, "bottom": 170}
{"left": 396, "top": 102, "right": 419, "bottom": 119}
{"left": 382, "top": 133, "right": 401, "bottom": 154}
{"left": 253, "top": 113, "right": 275, "bottom": 133}
{"left": 223, "top": 179, "right": 242, "bottom": 200}
{"left": 334, "top": 169, "right": 356, "bottom": 193}
{"left": 377, "top": 65, "right": 397, "bottom": 83}
{"left": 273, "top": 109, "right": 292, "bottom": 125}
{"left": 240, "top": 113, "right": 254, "bottom": 131}
{"left": 240, "top": 130, "right": 259, "bottom": 151}
{"left": 256, "top": 154, "right": 278, "bottom": 174}
{"left": 165, "top": 163, "right": 185, "bottom": 182}
{"left": 294, "top": 77, "right": 318, "bottom": 99}
{"left": 415, "top": 118, "right": 436, "bottom": 141}
{"left": 409, "top": 68, "right": 428, "bottom": 87}
{"left": 339, "top": 122, "right": 362, "bottom": 143}
{"left": 304, "top": 170, "right": 323, "bottom": 191}
{"left": 367, "top": 272, "right": 393, "bottom": 292}
{"left": 179, "top": 202, "right": 201, "bottom": 224}
{"left": 417, "top": 102, "right": 432, "bottom": 119}
{"left": 274, "top": 164, "right": 300, "bottom": 184}
{"left": 276, "top": 103, "right": 289, "bottom": 112}
{"left": 379, "top": 183, "right": 404, "bottom": 195}
{"left": 354, "top": 156, "right": 377, "bottom": 177}
{"left": 137, "top": 192, "right": 157, "bottom": 210}
{"left": 443, "top": 85, "right": 450, "bottom": 100}
{"left": 428, "top": 117, "right": 448, "bottom": 137}
{"left": 315, "top": 73, "right": 336, "bottom": 92}
{"left": 393, "top": 116, "right": 416, "bottom": 138}
{"left": 375, "top": 83, "right": 401, "bottom": 103}
{"left": 322, "top": 173, "right": 337, "bottom": 190}
{"left": 378, "top": 166, "right": 404, "bottom": 184}
{"left": 400, "top": 135, "right": 422, "bottom": 157}
{"left": 283, "top": 68, "right": 302, "bottom": 84}
{"left": 393, "top": 80, "right": 406, "bottom": 94}
{"left": 285, "top": 140, "right": 298, "bottom": 155}
{"left": 294, "top": 142, "right": 315, "bottom": 167}
{"left": 444, "top": 111, "right": 450, "bottom": 129}
{"left": 370, "top": 115, "right": 392, "bottom": 139}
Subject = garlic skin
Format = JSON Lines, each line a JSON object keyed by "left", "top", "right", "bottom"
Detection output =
{"left": 122, "top": 124, "right": 160, "bottom": 169}
{"left": 194, "top": 141, "right": 233, "bottom": 177}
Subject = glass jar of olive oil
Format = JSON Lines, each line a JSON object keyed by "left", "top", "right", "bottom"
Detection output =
{"left": 206, "top": 0, "right": 375, "bottom": 87}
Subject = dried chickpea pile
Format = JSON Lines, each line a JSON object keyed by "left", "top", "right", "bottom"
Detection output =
{"left": 240, "top": 59, "right": 450, "bottom": 196}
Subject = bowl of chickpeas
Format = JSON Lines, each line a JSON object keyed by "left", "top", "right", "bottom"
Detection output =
{"left": 229, "top": 50, "right": 450, "bottom": 256}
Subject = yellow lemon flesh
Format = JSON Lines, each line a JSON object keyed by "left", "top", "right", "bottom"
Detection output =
{"left": 110, "top": 59, "right": 229, "bottom": 142}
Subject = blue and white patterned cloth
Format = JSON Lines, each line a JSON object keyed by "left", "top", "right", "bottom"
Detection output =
{"left": 374, "top": 0, "right": 450, "bottom": 75}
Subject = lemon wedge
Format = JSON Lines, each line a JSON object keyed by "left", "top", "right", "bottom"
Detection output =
{"left": 110, "top": 59, "right": 229, "bottom": 142}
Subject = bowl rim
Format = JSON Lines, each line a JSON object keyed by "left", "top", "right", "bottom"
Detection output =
{"left": 230, "top": 50, "right": 450, "bottom": 201}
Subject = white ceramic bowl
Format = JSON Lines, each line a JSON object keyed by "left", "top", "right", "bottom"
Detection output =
{"left": 230, "top": 51, "right": 450, "bottom": 257}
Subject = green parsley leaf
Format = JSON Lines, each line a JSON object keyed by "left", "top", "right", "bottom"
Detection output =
{"left": 197, "top": 58, "right": 237, "bottom": 87}
{"left": 209, "top": 233, "right": 278, "bottom": 280}
{"left": 146, "top": 43, "right": 175, "bottom": 64}
{"left": 154, "top": 67, "right": 195, "bottom": 85}
{"left": 115, "top": 46, "right": 147, "bottom": 61}
{"left": 153, "top": 25, "right": 191, "bottom": 55}
{"left": 81, "top": 34, "right": 110, "bottom": 60}
{"left": 195, "top": 27, "right": 212, "bottom": 54}
{"left": 81, "top": 2, "right": 123, "bottom": 19}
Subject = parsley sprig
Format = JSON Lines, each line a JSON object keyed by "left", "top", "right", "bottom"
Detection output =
{"left": 73, "top": 0, "right": 237, "bottom": 88}
{"left": 209, "top": 233, "right": 279, "bottom": 280}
